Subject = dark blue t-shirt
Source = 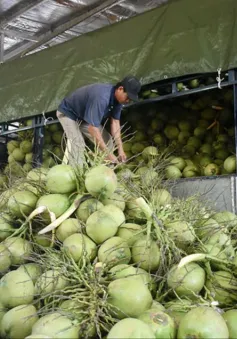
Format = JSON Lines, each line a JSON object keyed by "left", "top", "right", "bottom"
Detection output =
{"left": 58, "top": 83, "right": 122, "bottom": 127}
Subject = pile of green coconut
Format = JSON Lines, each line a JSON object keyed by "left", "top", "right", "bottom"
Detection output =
{"left": 0, "top": 146, "right": 237, "bottom": 339}
{"left": 121, "top": 87, "right": 236, "bottom": 178}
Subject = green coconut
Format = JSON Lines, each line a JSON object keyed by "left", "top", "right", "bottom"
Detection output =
{"left": 41, "top": 157, "right": 56, "bottom": 168}
{"left": 109, "top": 264, "right": 138, "bottom": 280}
{"left": 134, "top": 131, "right": 146, "bottom": 142}
{"left": 63, "top": 233, "right": 97, "bottom": 263}
{"left": 205, "top": 271, "right": 237, "bottom": 305}
{"left": 25, "top": 152, "right": 33, "bottom": 163}
{"left": 98, "top": 236, "right": 131, "bottom": 267}
{"left": 167, "top": 263, "right": 206, "bottom": 298}
{"left": 204, "top": 163, "right": 220, "bottom": 176}
{"left": 7, "top": 140, "right": 20, "bottom": 154}
{"left": 0, "top": 174, "right": 7, "bottom": 188}
{"left": 194, "top": 126, "right": 206, "bottom": 139}
{"left": 31, "top": 312, "right": 80, "bottom": 339}
{"left": 132, "top": 238, "right": 160, "bottom": 271}
{"left": 212, "top": 211, "right": 237, "bottom": 227}
{"left": 52, "top": 131, "right": 63, "bottom": 144}
{"left": 152, "top": 189, "right": 172, "bottom": 207}
{"left": 101, "top": 192, "right": 125, "bottom": 211}
{"left": 178, "top": 131, "right": 191, "bottom": 144}
{"left": 224, "top": 155, "right": 236, "bottom": 173}
{"left": 12, "top": 148, "right": 25, "bottom": 162}
{"left": 178, "top": 121, "right": 191, "bottom": 131}
{"left": 165, "top": 299, "right": 192, "bottom": 328}
{"left": 222, "top": 309, "right": 237, "bottom": 338}
{"left": 131, "top": 143, "right": 145, "bottom": 154}
{"left": 150, "top": 300, "right": 166, "bottom": 312}
{"left": 85, "top": 165, "right": 117, "bottom": 199}
{"left": 86, "top": 204, "right": 125, "bottom": 244}
{"left": 23, "top": 163, "right": 33, "bottom": 172}
{"left": 187, "top": 136, "right": 201, "bottom": 149}
{"left": 27, "top": 168, "right": 48, "bottom": 182}
{"left": 151, "top": 119, "right": 164, "bottom": 131}
{"left": 20, "top": 140, "right": 33, "bottom": 154}
{"left": 56, "top": 218, "right": 82, "bottom": 242}
{"left": 164, "top": 221, "right": 195, "bottom": 248}
{"left": 8, "top": 191, "right": 38, "bottom": 218}
{"left": 199, "top": 143, "right": 213, "bottom": 155}
{"left": 182, "top": 165, "right": 199, "bottom": 178}
{"left": 141, "top": 146, "right": 158, "bottom": 161}
{"left": 0, "top": 213, "right": 15, "bottom": 241}
{"left": 165, "top": 166, "right": 182, "bottom": 179}
{"left": 170, "top": 157, "right": 186, "bottom": 171}
{"left": 164, "top": 125, "right": 179, "bottom": 140}
{"left": 153, "top": 133, "right": 165, "bottom": 145}
{"left": 178, "top": 306, "right": 229, "bottom": 339}
{"left": 75, "top": 198, "right": 104, "bottom": 223}
{"left": 17, "top": 263, "right": 42, "bottom": 284}
{"left": 4, "top": 237, "right": 32, "bottom": 265}
{"left": 1, "top": 304, "right": 38, "bottom": 339}
{"left": 0, "top": 270, "right": 34, "bottom": 308}
{"left": 117, "top": 223, "right": 144, "bottom": 246}
{"left": 135, "top": 267, "right": 156, "bottom": 294}
{"left": 215, "top": 149, "right": 229, "bottom": 160}
{"left": 25, "top": 335, "right": 52, "bottom": 338}
{"left": 46, "top": 164, "right": 77, "bottom": 194}
{"left": 34, "top": 269, "right": 68, "bottom": 296}
{"left": 36, "top": 194, "right": 70, "bottom": 223}
{"left": 139, "top": 309, "right": 176, "bottom": 339}
{"left": 107, "top": 318, "right": 155, "bottom": 339}
{"left": 108, "top": 277, "right": 153, "bottom": 319}
{"left": 0, "top": 244, "right": 11, "bottom": 273}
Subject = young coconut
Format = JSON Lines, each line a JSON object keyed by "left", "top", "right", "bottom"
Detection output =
{"left": 8, "top": 191, "right": 38, "bottom": 218}
{"left": 222, "top": 309, "right": 237, "bottom": 338}
{"left": 98, "top": 236, "right": 131, "bottom": 268}
{"left": 56, "top": 218, "right": 82, "bottom": 242}
{"left": 75, "top": 198, "right": 104, "bottom": 223}
{"left": 0, "top": 213, "right": 14, "bottom": 241}
{"left": 17, "top": 263, "right": 42, "bottom": 284}
{"left": 132, "top": 238, "right": 160, "bottom": 272}
{"left": 36, "top": 194, "right": 70, "bottom": 223}
{"left": 85, "top": 165, "right": 117, "bottom": 200}
{"left": 86, "top": 205, "right": 125, "bottom": 244}
{"left": 138, "top": 309, "right": 176, "bottom": 339}
{"left": 0, "top": 244, "right": 11, "bottom": 273}
{"left": 3, "top": 237, "right": 32, "bottom": 265}
{"left": 108, "top": 277, "right": 153, "bottom": 319}
{"left": 0, "top": 270, "right": 34, "bottom": 308}
{"left": 167, "top": 263, "right": 206, "bottom": 298}
{"left": 1, "top": 304, "right": 38, "bottom": 339}
{"left": 177, "top": 306, "right": 229, "bottom": 339}
{"left": 46, "top": 164, "right": 77, "bottom": 194}
{"left": 117, "top": 223, "right": 144, "bottom": 246}
{"left": 107, "top": 318, "right": 155, "bottom": 339}
{"left": 34, "top": 269, "right": 68, "bottom": 297}
{"left": 31, "top": 312, "right": 80, "bottom": 339}
{"left": 63, "top": 233, "right": 97, "bottom": 263}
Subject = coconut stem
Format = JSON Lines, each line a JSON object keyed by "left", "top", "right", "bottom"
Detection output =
{"left": 38, "top": 194, "right": 83, "bottom": 235}
{"left": 135, "top": 197, "right": 153, "bottom": 220}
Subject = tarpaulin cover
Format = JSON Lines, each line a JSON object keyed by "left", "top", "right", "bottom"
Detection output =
{"left": 0, "top": 0, "right": 237, "bottom": 123}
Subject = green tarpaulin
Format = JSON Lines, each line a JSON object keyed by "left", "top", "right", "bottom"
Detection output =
{"left": 0, "top": 0, "right": 237, "bottom": 123}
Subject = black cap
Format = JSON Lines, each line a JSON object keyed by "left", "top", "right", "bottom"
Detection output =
{"left": 121, "top": 75, "right": 141, "bottom": 102}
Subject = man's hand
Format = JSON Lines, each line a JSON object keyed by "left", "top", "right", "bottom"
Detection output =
{"left": 105, "top": 153, "right": 119, "bottom": 164}
{"left": 118, "top": 150, "right": 127, "bottom": 163}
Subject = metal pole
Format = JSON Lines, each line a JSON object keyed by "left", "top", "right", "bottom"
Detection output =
{"left": 32, "top": 116, "right": 44, "bottom": 167}
{"left": 0, "top": 32, "right": 4, "bottom": 63}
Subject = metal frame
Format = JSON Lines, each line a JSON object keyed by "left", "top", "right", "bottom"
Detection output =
{"left": 3, "top": 0, "right": 120, "bottom": 62}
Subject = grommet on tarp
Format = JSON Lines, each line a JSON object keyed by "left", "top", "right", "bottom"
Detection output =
{"left": 216, "top": 68, "right": 224, "bottom": 89}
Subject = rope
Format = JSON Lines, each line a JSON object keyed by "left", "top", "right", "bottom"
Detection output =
{"left": 216, "top": 68, "right": 224, "bottom": 89}
{"left": 42, "top": 112, "right": 54, "bottom": 126}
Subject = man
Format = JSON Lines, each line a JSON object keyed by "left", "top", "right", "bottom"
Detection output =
{"left": 56, "top": 75, "right": 141, "bottom": 166}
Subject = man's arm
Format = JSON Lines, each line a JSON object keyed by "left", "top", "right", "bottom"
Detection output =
{"left": 88, "top": 125, "right": 118, "bottom": 163}
{"left": 110, "top": 118, "right": 127, "bottom": 162}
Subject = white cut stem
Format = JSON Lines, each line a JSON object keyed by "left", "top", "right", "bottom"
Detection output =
{"left": 38, "top": 194, "right": 83, "bottom": 235}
